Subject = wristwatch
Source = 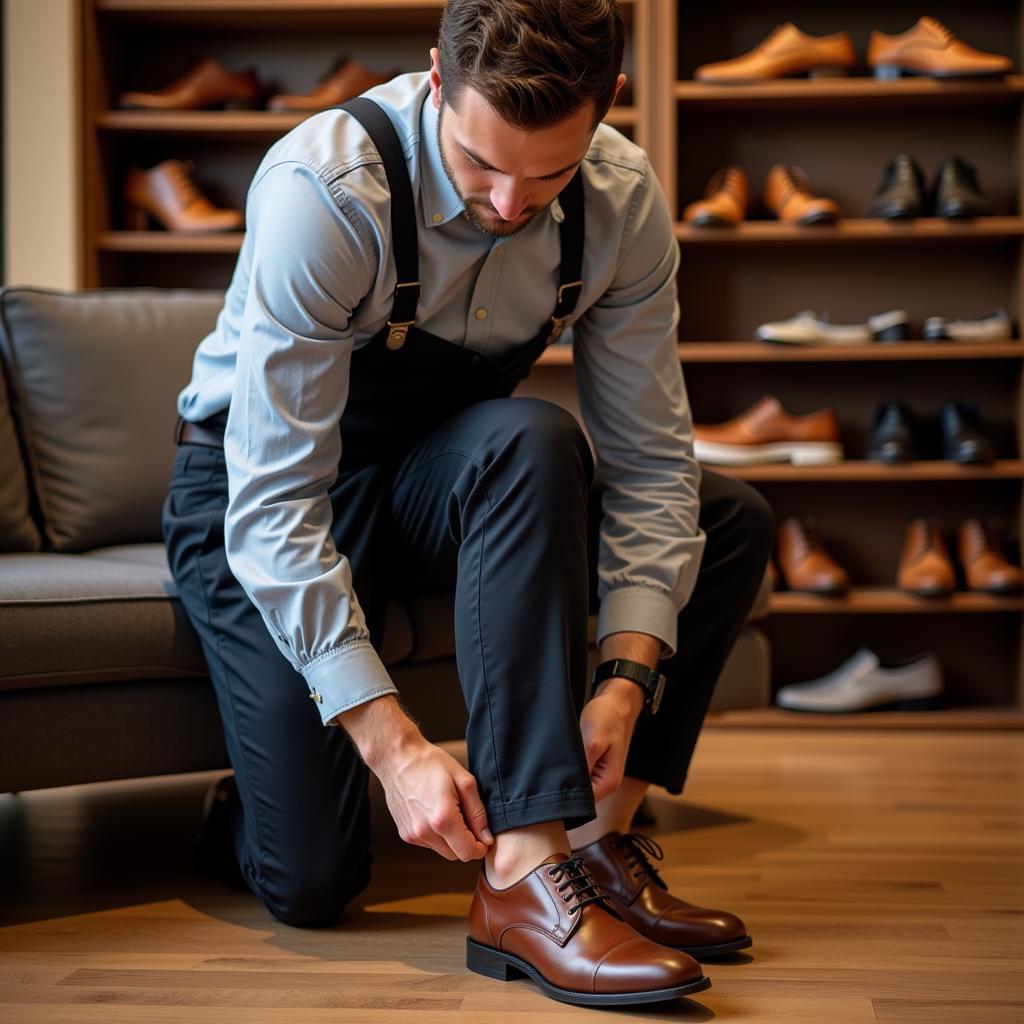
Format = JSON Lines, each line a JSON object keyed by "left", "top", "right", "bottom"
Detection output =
{"left": 592, "top": 658, "right": 666, "bottom": 716}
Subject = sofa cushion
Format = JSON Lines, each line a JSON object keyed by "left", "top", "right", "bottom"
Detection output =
{"left": 0, "top": 287, "right": 224, "bottom": 552}
{"left": 0, "top": 353, "right": 41, "bottom": 552}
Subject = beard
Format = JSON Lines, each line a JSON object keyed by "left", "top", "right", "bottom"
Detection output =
{"left": 436, "top": 103, "right": 550, "bottom": 238}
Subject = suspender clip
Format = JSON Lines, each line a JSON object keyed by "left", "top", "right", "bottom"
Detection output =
{"left": 386, "top": 321, "right": 413, "bottom": 349}
{"left": 549, "top": 316, "right": 569, "bottom": 343}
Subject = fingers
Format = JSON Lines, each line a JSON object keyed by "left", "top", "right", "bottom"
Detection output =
{"left": 453, "top": 772, "right": 494, "bottom": 847}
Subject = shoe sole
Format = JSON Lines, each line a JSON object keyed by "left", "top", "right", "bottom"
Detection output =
{"left": 676, "top": 934, "right": 754, "bottom": 959}
{"left": 694, "top": 440, "right": 843, "bottom": 466}
{"left": 466, "top": 937, "right": 711, "bottom": 1006}
{"left": 776, "top": 695, "right": 944, "bottom": 713}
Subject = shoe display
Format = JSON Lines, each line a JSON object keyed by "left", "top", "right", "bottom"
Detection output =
{"left": 695, "top": 23, "right": 855, "bottom": 82}
{"left": 683, "top": 166, "right": 748, "bottom": 227}
{"left": 117, "top": 57, "right": 262, "bottom": 111}
{"left": 763, "top": 165, "right": 839, "bottom": 225}
{"left": 959, "top": 519, "right": 1024, "bottom": 594}
{"left": 756, "top": 309, "right": 908, "bottom": 345}
{"left": 570, "top": 832, "right": 752, "bottom": 960}
{"left": 122, "top": 160, "right": 244, "bottom": 233}
{"left": 898, "top": 518, "right": 956, "bottom": 597}
{"left": 466, "top": 854, "right": 710, "bottom": 1006}
{"left": 776, "top": 518, "right": 850, "bottom": 595}
{"left": 866, "top": 400, "right": 918, "bottom": 463}
{"left": 267, "top": 57, "right": 395, "bottom": 112}
{"left": 924, "top": 310, "right": 1013, "bottom": 343}
{"left": 868, "top": 17, "right": 1013, "bottom": 79}
{"left": 939, "top": 400, "right": 996, "bottom": 464}
{"left": 868, "top": 154, "right": 927, "bottom": 219}
{"left": 775, "top": 648, "right": 944, "bottom": 712}
{"left": 930, "top": 156, "right": 992, "bottom": 219}
{"left": 693, "top": 395, "right": 843, "bottom": 466}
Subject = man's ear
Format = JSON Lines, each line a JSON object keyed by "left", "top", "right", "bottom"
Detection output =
{"left": 611, "top": 72, "right": 627, "bottom": 105}
{"left": 429, "top": 46, "right": 443, "bottom": 110}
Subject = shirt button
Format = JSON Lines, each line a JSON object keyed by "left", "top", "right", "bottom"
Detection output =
{"left": 475, "top": 307, "right": 488, "bottom": 321}
{"left": 432, "top": 212, "right": 443, "bottom": 223}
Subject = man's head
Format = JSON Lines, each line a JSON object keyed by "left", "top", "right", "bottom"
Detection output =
{"left": 430, "top": 0, "right": 627, "bottom": 237}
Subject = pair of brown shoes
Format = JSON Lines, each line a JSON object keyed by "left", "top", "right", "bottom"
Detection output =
{"left": 685, "top": 166, "right": 839, "bottom": 227}
{"left": 117, "top": 56, "right": 394, "bottom": 114}
{"left": 696, "top": 18, "right": 1012, "bottom": 82}
{"left": 899, "top": 518, "right": 1023, "bottom": 597}
{"left": 467, "top": 831, "right": 750, "bottom": 1006}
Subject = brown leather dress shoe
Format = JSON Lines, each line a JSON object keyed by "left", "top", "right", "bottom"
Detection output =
{"left": 777, "top": 518, "right": 850, "bottom": 595}
{"left": 694, "top": 395, "right": 843, "bottom": 466}
{"left": 467, "top": 853, "right": 710, "bottom": 1006}
{"left": 897, "top": 518, "right": 956, "bottom": 597}
{"left": 572, "top": 833, "right": 752, "bottom": 960}
{"left": 267, "top": 58, "right": 396, "bottom": 112}
{"left": 764, "top": 165, "right": 840, "bottom": 225}
{"left": 696, "top": 23, "right": 855, "bottom": 82}
{"left": 117, "top": 57, "right": 261, "bottom": 111}
{"left": 868, "top": 17, "right": 1013, "bottom": 79}
{"left": 959, "top": 519, "right": 1024, "bottom": 594}
{"left": 684, "top": 166, "right": 748, "bottom": 227}
{"left": 123, "top": 160, "right": 244, "bottom": 233}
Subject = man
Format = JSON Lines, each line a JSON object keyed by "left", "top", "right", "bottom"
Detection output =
{"left": 163, "top": 0, "right": 772, "bottom": 1007}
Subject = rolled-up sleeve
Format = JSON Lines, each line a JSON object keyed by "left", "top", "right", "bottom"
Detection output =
{"left": 222, "top": 160, "right": 399, "bottom": 725}
{"left": 572, "top": 164, "right": 704, "bottom": 661}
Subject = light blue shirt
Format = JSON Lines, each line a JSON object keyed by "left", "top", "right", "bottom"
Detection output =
{"left": 176, "top": 71, "right": 704, "bottom": 727}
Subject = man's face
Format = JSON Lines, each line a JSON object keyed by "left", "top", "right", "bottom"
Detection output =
{"left": 430, "top": 50, "right": 605, "bottom": 238}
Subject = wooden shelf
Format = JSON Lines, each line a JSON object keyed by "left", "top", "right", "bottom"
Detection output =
{"left": 769, "top": 589, "right": 1024, "bottom": 614}
{"left": 674, "top": 218, "right": 1024, "bottom": 246}
{"left": 99, "top": 231, "right": 244, "bottom": 253}
{"left": 708, "top": 460, "right": 1024, "bottom": 482}
{"left": 674, "top": 75, "right": 1024, "bottom": 112}
{"left": 704, "top": 706, "right": 1024, "bottom": 730}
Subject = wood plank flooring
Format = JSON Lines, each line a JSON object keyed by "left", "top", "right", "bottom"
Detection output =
{"left": 1, "top": 730, "right": 1022, "bottom": 1022}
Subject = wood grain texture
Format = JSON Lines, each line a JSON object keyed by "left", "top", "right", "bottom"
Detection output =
{"left": 1, "top": 731, "right": 1021, "bottom": 1022}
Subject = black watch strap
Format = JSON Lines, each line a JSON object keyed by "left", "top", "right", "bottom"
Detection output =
{"left": 592, "top": 658, "right": 666, "bottom": 715}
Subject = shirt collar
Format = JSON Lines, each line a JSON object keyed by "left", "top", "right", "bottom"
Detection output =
{"left": 419, "top": 93, "right": 465, "bottom": 230}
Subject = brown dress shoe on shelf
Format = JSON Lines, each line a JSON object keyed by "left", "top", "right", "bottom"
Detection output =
{"left": 123, "top": 160, "right": 243, "bottom": 233}
{"left": 117, "top": 57, "right": 261, "bottom": 111}
{"left": 777, "top": 518, "right": 850, "bottom": 595}
{"left": 764, "top": 165, "right": 840, "bottom": 225}
{"left": 897, "top": 518, "right": 956, "bottom": 597}
{"left": 467, "top": 853, "right": 710, "bottom": 1006}
{"left": 868, "top": 17, "right": 1013, "bottom": 79}
{"left": 684, "top": 166, "right": 748, "bottom": 227}
{"left": 267, "top": 58, "right": 396, "bottom": 112}
{"left": 694, "top": 395, "right": 843, "bottom": 466}
{"left": 959, "top": 519, "right": 1024, "bottom": 595}
{"left": 696, "top": 23, "right": 855, "bottom": 82}
{"left": 571, "top": 833, "right": 752, "bottom": 960}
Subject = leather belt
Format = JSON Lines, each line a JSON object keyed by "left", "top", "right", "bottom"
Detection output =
{"left": 175, "top": 415, "right": 225, "bottom": 448}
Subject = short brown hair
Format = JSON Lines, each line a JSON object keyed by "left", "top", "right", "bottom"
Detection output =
{"left": 438, "top": 0, "right": 626, "bottom": 130}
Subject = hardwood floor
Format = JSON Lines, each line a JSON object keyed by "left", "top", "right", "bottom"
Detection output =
{"left": 1, "top": 730, "right": 1022, "bottom": 1022}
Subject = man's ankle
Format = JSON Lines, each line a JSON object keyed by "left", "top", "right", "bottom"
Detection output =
{"left": 484, "top": 820, "right": 570, "bottom": 888}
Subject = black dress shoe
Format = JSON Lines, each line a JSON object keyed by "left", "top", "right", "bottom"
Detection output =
{"left": 866, "top": 400, "right": 918, "bottom": 463}
{"left": 868, "top": 154, "right": 926, "bottom": 219}
{"left": 194, "top": 774, "right": 249, "bottom": 890}
{"left": 939, "top": 400, "right": 996, "bottom": 464}
{"left": 931, "top": 157, "right": 992, "bottom": 219}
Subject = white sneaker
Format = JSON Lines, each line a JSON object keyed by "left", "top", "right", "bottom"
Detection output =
{"left": 775, "top": 648, "right": 943, "bottom": 713}
{"left": 755, "top": 309, "right": 908, "bottom": 345}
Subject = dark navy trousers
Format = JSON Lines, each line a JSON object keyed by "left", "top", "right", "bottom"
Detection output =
{"left": 162, "top": 396, "right": 773, "bottom": 926}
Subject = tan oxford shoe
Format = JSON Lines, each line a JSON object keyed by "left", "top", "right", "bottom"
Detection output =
{"left": 684, "top": 166, "right": 749, "bottom": 227}
{"left": 267, "top": 58, "right": 396, "bottom": 112}
{"left": 777, "top": 518, "right": 850, "bottom": 595}
{"left": 959, "top": 519, "right": 1024, "bottom": 595}
{"left": 764, "top": 165, "right": 840, "bottom": 225}
{"left": 467, "top": 853, "right": 710, "bottom": 1006}
{"left": 123, "top": 160, "right": 243, "bottom": 233}
{"left": 696, "top": 22, "right": 855, "bottom": 82}
{"left": 868, "top": 16, "right": 1013, "bottom": 79}
{"left": 117, "top": 57, "right": 261, "bottom": 111}
{"left": 897, "top": 518, "right": 956, "bottom": 597}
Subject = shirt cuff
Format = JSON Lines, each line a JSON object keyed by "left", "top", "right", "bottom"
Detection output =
{"left": 596, "top": 585, "right": 680, "bottom": 661}
{"left": 301, "top": 639, "right": 399, "bottom": 726}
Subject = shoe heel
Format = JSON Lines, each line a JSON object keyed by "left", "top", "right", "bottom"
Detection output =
{"left": 123, "top": 202, "right": 150, "bottom": 231}
{"left": 466, "top": 938, "right": 523, "bottom": 982}
{"left": 873, "top": 64, "right": 903, "bottom": 80}
{"left": 809, "top": 65, "right": 848, "bottom": 79}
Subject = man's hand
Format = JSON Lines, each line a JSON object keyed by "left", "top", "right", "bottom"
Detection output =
{"left": 579, "top": 677, "right": 643, "bottom": 802}
{"left": 333, "top": 694, "right": 494, "bottom": 862}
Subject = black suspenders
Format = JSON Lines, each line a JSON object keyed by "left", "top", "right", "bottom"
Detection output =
{"left": 337, "top": 96, "right": 585, "bottom": 349}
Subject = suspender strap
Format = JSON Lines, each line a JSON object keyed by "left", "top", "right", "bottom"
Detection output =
{"left": 549, "top": 169, "right": 585, "bottom": 342}
{"left": 336, "top": 97, "right": 420, "bottom": 349}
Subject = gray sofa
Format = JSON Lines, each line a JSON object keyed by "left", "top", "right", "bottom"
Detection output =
{"left": 0, "top": 287, "right": 770, "bottom": 795}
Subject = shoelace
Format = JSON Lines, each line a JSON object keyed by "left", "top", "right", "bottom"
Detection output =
{"left": 613, "top": 833, "right": 668, "bottom": 889}
{"left": 545, "top": 857, "right": 612, "bottom": 916}
{"left": 166, "top": 160, "right": 203, "bottom": 209}
{"left": 922, "top": 16, "right": 954, "bottom": 46}
{"left": 704, "top": 167, "right": 743, "bottom": 201}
